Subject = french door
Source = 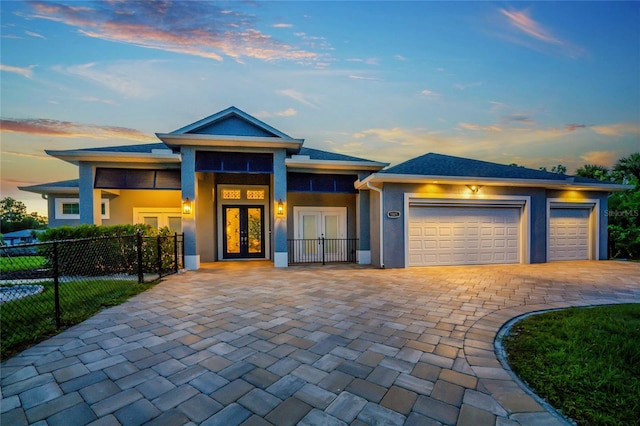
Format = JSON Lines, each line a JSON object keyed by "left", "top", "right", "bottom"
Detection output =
{"left": 223, "top": 205, "right": 265, "bottom": 259}
{"left": 293, "top": 207, "right": 346, "bottom": 262}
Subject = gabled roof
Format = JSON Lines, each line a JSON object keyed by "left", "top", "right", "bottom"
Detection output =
{"left": 19, "top": 179, "right": 80, "bottom": 195}
{"left": 381, "top": 153, "right": 570, "bottom": 180}
{"left": 45, "top": 143, "right": 180, "bottom": 166}
{"left": 286, "top": 147, "right": 388, "bottom": 173}
{"left": 358, "top": 152, "right": 631, "bottom": 191}
{"left": 156, "top": 106, "right": 304, "bottom": 152}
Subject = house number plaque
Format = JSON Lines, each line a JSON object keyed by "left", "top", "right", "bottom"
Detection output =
{"left": 387, "top": 211, "right": 401, "bottom": 218}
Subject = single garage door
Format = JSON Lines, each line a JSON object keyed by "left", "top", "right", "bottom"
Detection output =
{"left": 549, "top": 208, "right": 590, "bottom": 260}
{"left": 408, "top": 206, "right": 521, "bottom": 266}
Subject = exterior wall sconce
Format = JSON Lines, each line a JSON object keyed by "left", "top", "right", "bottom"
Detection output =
{"left": 182, "top": 198, "right": 193, "bottom": 215}
{"left": 276, "top": 199, "right": 285, "bottom": 217}
{"left": 467, "top": 185, "right": 481, "bottom": 193}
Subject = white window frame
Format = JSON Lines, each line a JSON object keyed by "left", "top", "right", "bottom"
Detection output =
{"left": 55, "top": 198, "right": 110, "bottom": 220}
{"left": 133, "top": 208, "right": 182, "bottom": 232}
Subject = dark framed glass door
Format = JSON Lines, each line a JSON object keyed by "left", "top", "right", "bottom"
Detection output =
{"left": 223, "top": 205, "right": 265, "bottom": 259}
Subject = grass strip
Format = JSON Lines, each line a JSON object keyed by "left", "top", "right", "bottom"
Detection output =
{"left": 503, "top": 304, "right": 640, "bottom": 426}
{"left": 1, "top": 278, "right": 156, "bottom": 360}
{"left": 0, "top": 256, "right": 47, "bottom": 273}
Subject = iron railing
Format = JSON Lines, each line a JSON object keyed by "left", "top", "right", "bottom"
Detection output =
{"left": 288, "top": 238, "right": 358, "bottom": 265}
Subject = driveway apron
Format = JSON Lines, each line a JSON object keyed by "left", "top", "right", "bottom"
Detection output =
{"left": 2, "top": 260, "right": 639, "bottom": 426}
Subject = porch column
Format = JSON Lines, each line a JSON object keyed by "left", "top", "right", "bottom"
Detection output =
{"left": 79, "top": 162, "right": 102, "bottom": 225}
{"left": 273, "top": 150, "right": 288, "bottom": 267}
{"left": 357, "top": 189, "right": 371, "bottom": 264}
{"left": 182, "top": 147, "right": 200, "bottom": 270}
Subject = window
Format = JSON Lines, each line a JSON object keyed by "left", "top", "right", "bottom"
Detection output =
{"left": 133, "top": 208, "right": 182, "bottom": 233}
{"left": 55, "top": 198, "right": 109, "bottom": 220}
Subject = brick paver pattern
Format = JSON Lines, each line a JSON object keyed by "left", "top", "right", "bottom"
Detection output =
{"left": 2, "top": 260, "right": 639, "bottom": 425}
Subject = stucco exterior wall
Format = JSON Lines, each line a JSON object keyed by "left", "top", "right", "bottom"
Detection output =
{"left": 47, "top": 194, "right": 81, "bottom": 228}
{"left": 196, "top": 172, "right": 216, "bottom": 262}
{"left": 378, "top": 182, "right": 588, "bottom": 268}
{"left": 102, "top": 190, "right": 181, "bottom": 226}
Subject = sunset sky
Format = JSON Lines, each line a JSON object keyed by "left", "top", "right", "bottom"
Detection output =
{"left": 1, "top": 1, "right": 639, "bottom": 216}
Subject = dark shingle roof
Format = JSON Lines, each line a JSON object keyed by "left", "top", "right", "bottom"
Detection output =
{"left": 79, "top": 143, "right": 172, "bottom": 153}
{"left": 294, "top": 147, "right": 379, "bottom": 163}
{"left": 21, "top": 179, "right": 79, "bottom": 189}
{"left": 380, "top": 152, "right": 602, "bottom": 183}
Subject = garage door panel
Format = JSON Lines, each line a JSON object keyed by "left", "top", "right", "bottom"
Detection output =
{"left": 549, "top": 208, "right": 590, "bottom": 261}
{"left": 409, "top": 206, "right": 521, "bottom": 266}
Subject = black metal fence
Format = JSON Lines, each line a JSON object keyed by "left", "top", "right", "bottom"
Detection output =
{"left": 0, "top": 233, "right": 183, "bottom": 359}
{"left": 288, "top": 238, "right": 358, "bottom": 265}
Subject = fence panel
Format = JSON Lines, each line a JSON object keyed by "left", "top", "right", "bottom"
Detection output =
{"left": 0, "top": 233, "right": 183, "bottom": 359}
{"left": 287, "top": 238, "right": 358, "bottom": 264}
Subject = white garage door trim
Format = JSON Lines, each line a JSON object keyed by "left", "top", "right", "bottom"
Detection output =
{"left": 547, "top": 199, "right": 599, "bottom": 261}
{"left": 404, "top": 194, "right": 531, "bottom": 267}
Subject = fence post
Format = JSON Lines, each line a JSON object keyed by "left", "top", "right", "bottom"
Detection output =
{"left": 174, "top": 233, "right": 179, "bottom": 273}
{"left": 157, "top": 235, "right": 162, "bottom": 277}
{"left": 321, "top": 236, "right": 326, "bottom": 265}
{"left": 53, "top": 241, "right": 61, "bottom": 329}
{"left": 137, "top": 232, "right": 144, "bottom": 284}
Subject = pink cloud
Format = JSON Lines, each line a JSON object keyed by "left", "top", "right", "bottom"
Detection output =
{"left": 0, "top": 118, "right": 155, "bottom": 141}
{"left": 28, "top": 2, "right": 321, "bottom": 64}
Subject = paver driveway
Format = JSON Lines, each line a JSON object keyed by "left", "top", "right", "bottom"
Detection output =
{"left": 2, "top": 261, "right": 639, "bottom": 426}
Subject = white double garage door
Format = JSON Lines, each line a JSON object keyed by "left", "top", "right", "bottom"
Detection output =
{"left": 407, "top": 202, "right": 592, "bottom": 267}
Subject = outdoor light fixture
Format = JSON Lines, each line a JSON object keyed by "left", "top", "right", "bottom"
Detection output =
{"left": 467, "top": 185, "right": 480, "bottom": 193}
{"left": 182, "top": 198, "right": 192, "bottom": 215}
{"left": 276, "top": 199, "right": 284, "bottom": 217}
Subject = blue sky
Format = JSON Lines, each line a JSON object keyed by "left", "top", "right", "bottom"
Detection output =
{"left": 1, "top": 1, "right": 639, "bottom": 216}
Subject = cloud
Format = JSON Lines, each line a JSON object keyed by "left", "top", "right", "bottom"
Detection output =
{"left": 500, "top": 8, "right": 561, "bottom": 44}
{"left": 346, "top": 57, "right": 379, "bottom": 65}
{"left": 591, "top": 123, "right": 640, "bottom": 137}
{"left": 349, "top": 74, "right": 380, "bottom": 81}
{"left": 27, "top": 1, "right": 321, "bottom": 64}
{"left": 0, "top": 118, "right": 155, "bottom": 141}
{"left": 502, "top": 114, "right": 535, "bottom": 125}
{"left": 53, "top": 60, "right": 160, "bottom": 98}
{"left": 0, "top": 64, "right": 34, "bottom": 78}
{"left": 277, "top": 89, "right": 319, "bottom": 108}
{"left": 393, "top": 54, "right": 407, "bottom": 61}
{"left": 420, "top": 89, "right": 440, "bottom": 98}
{"left": 79, "top": 96, "right": 117, "bottom": 105}
{"left": 25, "top": 30, "right": 46, "bottom": 39}
{"left": 565, "top": 123, "right": 588, "bottom": 132}
{"left": 273, "top": 23, "right": 293, "bottom": 28}
{"left": 497, "top": 8, "right": 586, "bottom": 58}
{"left": 454, "top": 82, "right": 482, "bottom": 91}
{"left": 580, "top": 150, "right": 620, "bottom": 167}
{"left": 1, "top": 150, "right": 55, "bottom": 160}
{"left": 276, "top": 108, "right": 297, "bottom": 117}
{"left": 459, "top": 122, "right": 502, "bottom": 132}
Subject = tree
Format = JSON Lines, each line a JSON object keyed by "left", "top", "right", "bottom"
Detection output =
{"left": 613, "top": 152, "right": 640, "bottom": 184}
{"left": 0, "top": 197, "right": 48, "bottom": 233}
{"left": 576, "top": 164, "right": 611, "bottom": 181}
{"left": 539, "top": 164, "right": 567, "bottom": 174}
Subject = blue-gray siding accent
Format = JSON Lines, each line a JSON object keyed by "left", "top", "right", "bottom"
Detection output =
{"left": 189, "top": 115, "right": 278, "bottom": 137}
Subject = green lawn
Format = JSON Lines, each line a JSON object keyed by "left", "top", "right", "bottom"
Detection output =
{"left": 0, "top": 255, "right": 47, "bottom": 273}
{"left": 503, "top": 304, "right": 640, "bottom": 426}
{"left": 1, "top": 278, "right": 156, "bottom": 360}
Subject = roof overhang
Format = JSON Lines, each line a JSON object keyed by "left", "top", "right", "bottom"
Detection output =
{"left": 156, "top": 133, "right": 304, "bottom": 153}
{"left": 355, "top": 173, "right": 633, "bottom": 192}
{"left": 19, "top": 184, "right": 120, "bottom": 196}
{"left": 45, "top": 150, "right": 182, "bottom": 166}
{"left": 285, "top": 158, "right": 388, "bottom": 173}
